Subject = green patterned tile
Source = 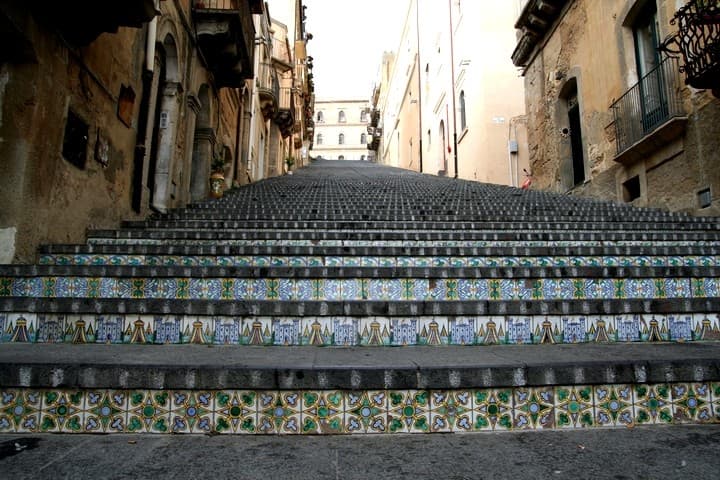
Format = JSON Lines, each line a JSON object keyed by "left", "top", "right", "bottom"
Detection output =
{"left": 387, "top": 390, "right": 430, "bottom": 433}
{"left": 473, "top": 389, "right": 514, "bottom": 431}
{"left": 633, "top": 384, "right": 672, "bottom": 425}
{"left": 670, "top": 383, "right": 713, "bottom": 424}
{"left": 301, "top": 391, "right": 344, "bottom": 434}
{"left": 39, "top": 390, "right": 84, "bottom": 433}
{"left": 84, "top": 390, "right": 127, "bottom": 433}
{"left": 555, "top": 386, "right": 594, "bottom": 428}
{"left": 170, "top": 391, "right": 213, "bottom": 433}
{"left": 214, "top": 390, "right": 257, "bottom": 434}
{"left": 0, "top": 390, "right": 41, "bottom": 432}
{"left": 127, "top": 390, "right": 171, "bottom": 433}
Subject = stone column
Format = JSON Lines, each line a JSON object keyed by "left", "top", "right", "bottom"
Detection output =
{"left": 190, "top": 127, "right": 216, "bottom": 202}
{"left": 180, "top": 94, "right": 201, "bottom": 206}
{"left": 152, "top": 81, "right": 183, "bottom": 213}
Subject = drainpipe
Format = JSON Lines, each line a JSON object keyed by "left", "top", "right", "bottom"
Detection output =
{"left": 146, "top": 0, "right": 160, "bottom": 72}
{"left": 448, "top": 0, "right": 459, "bottom": 178}
{"left": 415, "top": 0, "right": 423, "bottom": 173}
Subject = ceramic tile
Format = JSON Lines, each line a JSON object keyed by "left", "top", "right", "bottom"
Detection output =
{"left": 505, "top": 316, "right": 533, "bottom": 345}
{"left": 154, "top": 315, "right": 184, "bottom": 344}
{"left": 0, "top": 390, "right": 41, "bottom": 432}
{"left": 594, "top": 384, "right": 634, "bottom": 427}
{"left": 587, "top": 316, "right": 614, "bottom": 343}
{"left": 4, "top": 313, "right": 37, "bottom": 343}
{"left": 633, "top": 384, "right": 672, "bottom": 425}
{"left": 473, "top": 389, "right": 514, "bottom": 431}
{"left": 345, "top": 390, "right": 387, "bottom": 434}
{"left": 301, "top": 317, "right": 333, "bottom": 346}
{"left": 241, "top": 317, "right": 272, "bottom": 346}
{"left": 127, "top": 390, "right": 172, "bottom": 433}
{"left": 418, "top": 317, "right": 448, "bottom": 346}
{"left": 170, "top": 391, "right": 213, "bottom": 433}
{"left": 449, "top": 317, "right": 475, "bottom": 345}
{"left": 359, "top": 317, "right": 390, "bottom": 346}
{"left": 614, "top": 314, "right": 642, "bottom": 342}
{"left": 183, "top": 316, "right": 212, "bottom": 345}
{"left": 667, "top": 314, "right": 694, "bottom": 342}
{"left": 34, "top": 314, "right": 66, "bottom": 344}
{"left": 670, "top": 383, "right": 713, "bottom": 423}
{"left": 534, "top": 316, "right": 561, "bottom": 345}
{"left": 83, "top": 390, "right": 128, "bottom": 433}
{"left": 641, "top": 314, "right": 668, "bottom": 342}
{"left": 213, "top": 317, "right": 242, "bottom": 345}
{"left": 561, "top": 316, "right": 588, "bottom": 344}
{"left": 513, "top": 387, "right": 555, "bottom": 429}
{"left": 476, "top": 316, "right": 505, "bottom": 345}
{"left": 387, "top": 390, "right": 430, "bottom": 433}
{"left": 301, "top": 391, "right": 344, "bottom": 434}
{"left": 39, "top": 390, "right": 84, "bottom": 433}
{"left": 214, "top": 390, "right": 258, "bottom": 434}
{"left": 555, "top": 386, "right": 594, "bottom": 428}
{"left": 429, "top": 391, "right": 473, "bottom": 432}
{"left": 94, "top": 314, "right": 126, "bottom": 344}
{"left": 257, "top": 391, "right": 302, "bottom": 434}
{"left": 331, "top": 317, "right": 358, "bottom": 346}
{"left": 713, "top": 383, "right": 720, "bottom": 422}
{"left": 273, "top": 318, "right": 301, "bottom": 346}
{"left": 696, "top": 314, "right": 720, "bottom": 341}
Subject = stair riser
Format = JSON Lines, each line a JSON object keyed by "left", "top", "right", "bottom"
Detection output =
{"left": 1, "top": 276, "right": 715, "bottom": 302}
{"left": 1, "top": 382, "right": 717, "bottom": 435}
{"left": 38, "top": 254, "right": 720, "bottom": 268}
{"left": 1, "top": 312, "right": 716, "bottom": 346}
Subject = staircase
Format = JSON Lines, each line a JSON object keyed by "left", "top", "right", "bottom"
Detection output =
{"left": 1, "top": 159, "right": 719, "bottom": 434}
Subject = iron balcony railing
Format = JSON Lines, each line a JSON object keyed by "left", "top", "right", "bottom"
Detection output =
{"left": 611, "top": 56, "right": 684, "bottom": 155}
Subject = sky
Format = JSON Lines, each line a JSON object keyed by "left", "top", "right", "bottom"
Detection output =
{"left": 301, "top": 0, "right": 411, "bottom": 101}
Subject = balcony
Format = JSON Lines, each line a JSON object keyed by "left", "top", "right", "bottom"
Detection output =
{"left": 512, "top": 0, "right": 568, "bottom": 67}
{"left": 664, "top": 0, "right": 720, "bottom": 94}
{"left": 31, "top": 0, "right": 159, "bottom": 46}
{"left": 274, "top": 86, "right": 295, "bottom": 137}
{"left": 257, "top": 62, "right": 279, "bottom": 120}
{"left": 192, "top": 0, "right": 262, "bottom": 88}
{"left": 611, "top": 56, "right": 687, "bottom": 165}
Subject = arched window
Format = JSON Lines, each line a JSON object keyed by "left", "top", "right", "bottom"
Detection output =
{"left": 360, "top": 133, "right": 367, "bottom": 144}
{"left": 338, "top": 133, "right": 345, "bottom": 145}
{"left": 360, "top": 110, "right": 368, "bottom": 122}
{"left": 317, "top": 111, "right": 324, "bottom": 123}
{"left": 339, "top": 155, "right": 345, "bottom": 160}
{"left": 338, "top": 111, "right": 346, "bottom": 123}
{"left": 316, "top": 133, "right": 323, "bottom": 145}
{"left": 459, "top": 90, "right": 467, "bottom": 131}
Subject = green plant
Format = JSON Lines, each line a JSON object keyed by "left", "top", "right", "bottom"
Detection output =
{"left": 211, "top": 151, "right": 227, "bottom": 174}
{"left": 285, "top": 156, "right": 295, "bottom": 168}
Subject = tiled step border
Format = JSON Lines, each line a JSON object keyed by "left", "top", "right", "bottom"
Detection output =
{"left": 1, "top": 382, "right": 717, "bottom": 434}
{"left": 37, "top": 253, "right": 720, "bottom": 268}
{"left": 2, "top": 312, "right": 719, "bottom": 345}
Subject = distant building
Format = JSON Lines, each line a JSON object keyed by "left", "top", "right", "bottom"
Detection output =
{"left": 370, "top": 0, "right": 529, "bottom": 185}
{"left": 310, "top": 99, "right": 371, "bottom": 160}
{"left": 512, "top": 0, "right": 720, "bottom": 214}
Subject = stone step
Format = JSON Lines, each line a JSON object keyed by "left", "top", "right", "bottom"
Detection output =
{"left": 122, "top": 219, "right": 720, "bottom": 232}
{"left": 1, "top": 308, "right": 718, "bottom": 346}
{"left": 85, "top": 228, "right": 720, "bottom": 242}
{"left": 0, "top": 342, "right": 718, "bottom": 434}
{"left": 37, "top": 251, "right": 720, "bottom": 268}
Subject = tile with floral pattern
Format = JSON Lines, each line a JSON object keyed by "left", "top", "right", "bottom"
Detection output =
{"left": 0, "top": 389, "right": 41, "bottom": 433}
{"left": 301, "top": 391, "right": 344, "bottom": 434}
{"left": 429, "top": 391, "right": 472, "bottom": 432}
{"left": 345, "top": 390, "right": 387, "bottom": 434}
{"left": 387, "top": 390, "right": 430, "bottom": 433}
{"left": 214, "top": 390, "right": 257, "bottom": 434}
{"left": 84, "top": 390, "right": 127, "bottom": 433}
{"left": 670, "top": 383, "right": 713, "bottom": 423}
{"left": 39, "top": 390, "right": 84, "bottom": 433}
{"left": 514, "top": 387, "right": 555, "bottom": 429}
{"left": 257, "top": 391, "right": 302, "bottom": 434}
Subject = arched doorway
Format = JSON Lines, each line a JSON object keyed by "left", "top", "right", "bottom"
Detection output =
{"left": 190, "top": 84, "right": 213, "bottom": 201}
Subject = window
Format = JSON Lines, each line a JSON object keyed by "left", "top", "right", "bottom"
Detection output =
{"left": 459, "top": 90, "right": 467, "bottom": 131}
{"left": 62, "top": 109, "right": 89, "bottom": 169}
{"left": 622, "top": 175, "right": 641, "bottom": 202}
{"left": 338, "top": 133, "right": 345, "bottom": 145}
{"left": 338, "top": 111, "right": 346, "bottom": 123}
{"left": 427, "top": 129, "right": 431, "bottom": 149}
{"left": 360, "top": 133, "right": 367, "bottom": 144}
{"left": 361, "top": 110, "right": 368, "bottom": 122}
{"left": 633, "top": 2, "right": 660, "bottom": 79}
{"left": 317, "top": 111, "right": 324, "bottom": 123}
{"left": 316, "top": 133, "right": 323, "bottom": 145}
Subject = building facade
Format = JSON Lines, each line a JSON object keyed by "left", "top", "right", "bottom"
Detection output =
{"left": 0, "top": 0, "right": 314, "bottom": 263}
{"left": 370, "top": 0, "right": 529, "bottom": 185}
{"left": 512, "top": 0, "right": 720, "bottom": 214}
{"left": 310, "top": 99, "right": 370, "bottom": 160}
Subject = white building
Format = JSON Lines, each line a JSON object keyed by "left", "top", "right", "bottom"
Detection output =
{"left": 310, "top": 99, "right": 371, "bottom": 160}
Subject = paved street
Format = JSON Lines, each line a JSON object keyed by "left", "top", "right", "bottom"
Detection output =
{"left": 2, "top": 424, "right": 720, "bottom": 479}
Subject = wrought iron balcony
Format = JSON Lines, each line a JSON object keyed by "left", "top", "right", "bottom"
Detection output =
{"left": 31, "top": 0, "right": 159, "bottom": 46}
{"left": 192, "top": 0, "right": 262, "bottom": 88}
{"left": 256, "top": 62, "right": 279, "bottom": 120}
{"left": 273, "top": 86, "right": 295, "bottom": 137}
{"left": 611, "top": 56, "right": 687, "bottom": 164}
{"left": 661, "top": 0, "right": 719, "bottom": 95}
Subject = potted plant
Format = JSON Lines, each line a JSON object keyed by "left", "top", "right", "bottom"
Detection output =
{"left": 209, "top": 150, "right": 227, "bottom": 198}
{"left": 285, "top": 155, "right": 295, "bottom": 174}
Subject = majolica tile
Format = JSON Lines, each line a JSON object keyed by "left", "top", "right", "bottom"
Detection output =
{"left": 666, "top": 314, "right": 694, "bottom": 342}
{"left": 449, "top": 317, "right": 475, "bottom": 345}
{"left": 154, "top": 315, "right": 184, "bottom": 344}
{"left": 359, "top": 317, "right": 390, "bottom": 346}
{"left": 301, "top": 391, "right": 344, "bottom": 434}
{"left": 587, "top": 315, "right": 614, "bottom": 343}
{"left": 257, "top": 391, "right": 302, "bottom": 434}
{"left": 301, "top": 317, "right": 333, "bottom": 346}
{"left": 514, "top": 387, "right": 555, "bottom": 429}
{"left": 555, "top": 386, "right": 594, "bottom": 428}
{"left": 0, "top": 390, "right": 41, "bottom": 432}
{"left": 39, "top": 390, "right": 84, "bottom": 433}
{"left": 391, "top": 318, "right": 418, "bottom": 346}
{"left": 594, "top": 384, "right": 634, "bottom": 427}
{"left": 273, "top": 318, "right": 301, "bottom": 346}
{"left": 476, "top": 316, "right": 505, "bottom": 345}
{"left": 505, "top": 316, "right": 533, "bottom": 345}
{"left": 241, "top": 317, "right": 272, "bottom": 346}
{"left": 3, "top": 313, "right": 37, "bottom": 343}
{"left": 473, "top": 389, "right": 514, "bottom": 431}
{"left": 345, "top": 390, "right": 387, "bottom": 434}
{"left": 671, "top": 383, "right": 713, "bottom": 423}
{"left": 84, "top": 390, "right": 127, "bottom": 433}
{"left": 170, "top": 391, "right": 213, "bottom": 433}
{"left": 614, "top": 314, "right": 641, "bottom": 342}
{"left": 213, "top": 317, "right": 242, "bottom": 345}
{"left": 214, "top": 390, "right": 258, "bottom": 434}
{"left": 418, "top": 317, "right": 448, "bottom": 346}
{"left": 641, "top": 314, "right": 668, "bottom": 342}
{"left": 183, "top": 316, "right": 212, "bottom": 345}
{"left": 35, "top": 314, "right": 66, "bottom": 343}
{"left": 387, "top": 390, "right": 430, "bottom": 433}
{"left": 696, "top": 314, "right": 720, "bottom": 341}
{"left": 127, "top": 390, "right": 171, "bottom": 433}
{"left": 713, "top": 383, "right": 720, "bottom": 422}
{"left": 429, "top": 391, "right": 472, "bottom": 432}
{"left": 633, "top": 384, "right": 672, "bottom": 425}
{"left": 534, "top": 316, "right": 561, "bottom": 345}
{"left": 561, "top": 316, "right": 588, "bottom": 344}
